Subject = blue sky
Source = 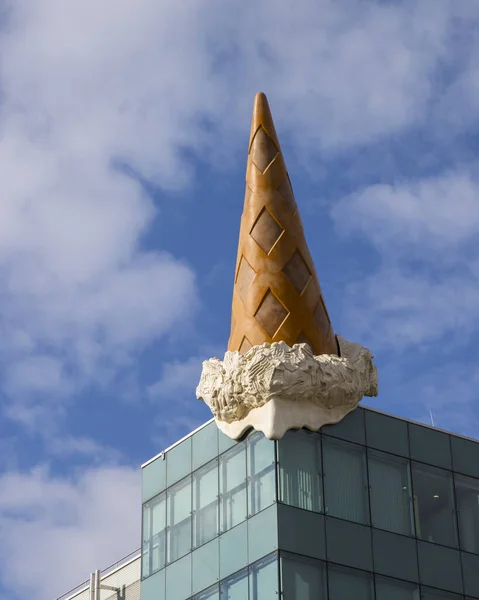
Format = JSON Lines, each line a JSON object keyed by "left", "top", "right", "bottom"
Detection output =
{"left": 1, "top": 0, "right": 479, "bottom": 598}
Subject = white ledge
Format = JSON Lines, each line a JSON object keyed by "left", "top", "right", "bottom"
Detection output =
{"left": 196, "top": 335, "right": 378, "bottom": 440}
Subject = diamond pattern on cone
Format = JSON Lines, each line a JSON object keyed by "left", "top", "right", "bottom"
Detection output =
{"left": 228, "top": 93, "right": 337, "bottom": 356}
{"left": 278, "top": 176, "right": 297, "bottom": 215}
{"left": 255, "top": 289, "right": 288, "bottom": 338}
{"left": 283, "top": 250, "right": 311, "bottom": 294}
{"left": 239, "top": 336, "right": 253, "bottom": 353}
{"left": 236, "top": 256, "right": 256, "bottom": 302}
{"left": 250, "top": 126, "right": 278, "bottom": 173}
{"left": 250, "top": 207, "right": 283, "bottom": 254}
{"left": 314, "top": 295, "right": 331, "bottom": 336}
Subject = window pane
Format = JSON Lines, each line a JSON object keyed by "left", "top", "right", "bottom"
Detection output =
{"left": 194, "top": 585, "right": 220, "bottom": 600}
{"left": 369, "top": 450, "right": 414, "bottom": 535}
{"left": 281, "top": 554, "right": 326, "bottom": 599}
{"left": 142, "top": 493, "right": 166, "bottom": 578}
{"left": 375, "top": 575, "right": 419, "bottom": 600}
{"left": 278, "top": 431, "right": 321, "bottom": 513}
{"left": 142, "top": 502, "right": 150, "bottom": 578}
{"left": 248, "top": 433, "right": 276, "bottom": 516}
{"left": 412, "top": 463, "right": 457, "bottom": 547}
{"left": 219, "top": 521, "right": 248, "bottom": 580}
{"left": 249, "top": 554, "right": 278, "bottom": 600}
{"left": 165, "top": 553, "right": 191, "bottom": 600}
{"left": 192, "top": 538, "right": 219, "bottom": 595}
{"left": 323, "top": 437, "right": 369, "bottom": 524}
{"left": 455, "top": 474, "right": 479, "bottom": 554}
{"left": 220, "top": 568, "right": 249, "bottom": 600}
{"left": 421, "top": 589, "right": 462, "bottom": 600}
{"left": 167, "top": 477, "right": 191, "bottom": 562}
{"left": 220, "top": 445, "right": 247, "bottom": 532}
{"left": 193, "top": 460, "right": 218, "bottom": 548}
{"left": 328, "top": 564, "right": 373, "bottom": 600}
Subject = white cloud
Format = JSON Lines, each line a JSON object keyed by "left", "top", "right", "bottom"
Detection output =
{"left": 47, "top": 436, "right": 123, "bottom": 463}
{"left": 148, "top": 357, "right": 203, "bottom": 401}
{"left": 0, "top": 0, "right": 476, "bottom": 410}
{"left": 332, "top": 172, "right": 479, "bottom": 257}
{"left": 331, "top": 170, "right": 479, "bottom": 348}
{"left": 148, "top": 356, "right": 213, "bottom": 447}
{"left": 0, "top": 464, "right": 140, "bottom": 600}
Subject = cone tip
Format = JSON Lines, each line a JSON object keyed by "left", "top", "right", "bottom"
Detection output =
{"left": 253, "top": 91, "right": 269, "bottom": 111}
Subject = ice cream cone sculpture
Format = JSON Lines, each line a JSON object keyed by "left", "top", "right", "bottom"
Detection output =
{"left": 228, "top": 92, "right": 338, "bottom": 356}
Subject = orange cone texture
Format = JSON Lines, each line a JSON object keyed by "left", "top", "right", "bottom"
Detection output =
{"left": 228, "top": 92, "right": 338, "bottom": 356}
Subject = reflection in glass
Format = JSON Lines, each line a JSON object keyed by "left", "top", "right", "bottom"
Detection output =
{"left": 220, "top": 568, "right": 248, "bottom": 600}
{"left": 278, "top": 430, "right": 321, "bottom": 513}
{"left": 193, "top": 460, "right": 218, "bottom": 548}
{"left": 168, "top": 477, "right": 192, "bottom": 562}
{"left": 248, "top": 433, "right": 276, "bottom": 515}
{"left": 220, "top": 445, "right": 247, "bottom": 532}
{"left": 369, "top": 450, "right": 414, "bottom": 535}
{"left": 412, "top": 463, "right": 457, "bottom": 547}
{"left": 249, "top": 554, "right": 278, "bottom": 600}
{"left": 323, "top": 437, "right": 369, "bottom": 524}
{"left": 455, "top": 474, "right": 479, "bottom": 553}
{"left": 281, "top": 553, "right": 326, "bottom": 599}
{"left": 375, "top": 575, "right": 419, "bottom": 600}
{"left": 142, "top": 492, "right": 166, "bottom": 578}
{"left": 328, "top": 564, "right": 373, "bottom": 600}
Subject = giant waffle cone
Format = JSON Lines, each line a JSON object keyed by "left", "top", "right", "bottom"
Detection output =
{"left": 228, "top": 92, "right": 338, "bottom": 356}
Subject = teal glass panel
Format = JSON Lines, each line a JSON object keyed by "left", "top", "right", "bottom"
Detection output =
{"left": 219, "top": 444, "right": 247, "bottom": 532}
{"left": 194, "top": 585, "right": 219, "bottom": 599}
{"left": 455, "top": 474, "right": 479, "bottom": 554}
{"left": 281, "top": 554, "right": 326, "bottom": 600}
{"left": 218, "top": 429, "right": 238, "bottom": 454}
{"left": 375, "top": 575, "right": 419, "bottom": 600}
{"left": 192, "top": 537, "right": 219, "bottom": 596}
{"left": 372, "top": 529, "right": 418, "bottom": 583}
{"left": 167, "top": 437, "right": 192, "bottom": 487}
{"left": 368, "top": 449, "right": 414, "bottom": 535}
{"left": 220, "top": 568, "right": 248, "bottom": 600}
{"left": 247, "top": 432, "right": 275, "bottom": 516}
{"left": 141, "top": 568, "right": 165, "bottom": 600}
{"left": 325, "top": 517, "right": 373, "bottom": 572}
{"left": 278, "top": 503, "right": 325, "bottom": 560}
{"left": 247, "top": 504, "right": 277, "bottom": 564}
{"left": 142, "top": 502, "right": 150, "bottom": 578}
{"left": 409, "top": 423, "right": 451, "bottom": 470}
{"left": 421, "top": 589, "right": 462, "bottom": 600}
{"left": 417, "top": 541, "right": 463, "bottom": 594}
{"left": 219, "top": 521, "right": 248, "bottom": 580}
{"left": 461, "top": 551, "right": 479, "bottom": 598}
{"left": 412, "top": 462, "right": 457, "bottom": 547}
{"left": 192, "top": 421, "right": 218, "bottom": 471}
{"left": 322, "top": 437, "right": 369, "bottom": 524}
{"left": 142, "top": 492, "right": 166, "bottom": 578}
{"left": 167, "top": 476, "right": 192, "bottom": 563}
{"left": 278, "top": 430, "right": 322, "bottom": 512}
{"left": 143, "top": 456, "right": 166, "bottom": 502}
{"left": 165, "top": 552, "right": 191, "bottom": 600}
{"left": 451, "top": 436, "right": 479, "bottom": 479}
{"left": 328, "top": 564, "right": 374, "bottom": 600}
{"left": 322, "top": 406, "right": 365, "bottom": 445}
{"left": 365, "top": 409, "right": 409, "bottom": 457}
{"left": 193, "top": 459, "right": 218, "bottom": 548}
{"left": 249, "top": 554, "right": 278, "bottom": 600}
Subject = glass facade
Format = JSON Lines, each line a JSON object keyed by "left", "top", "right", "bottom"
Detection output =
{"left": 141, "top": 408, "right": 479, "bottom": 600}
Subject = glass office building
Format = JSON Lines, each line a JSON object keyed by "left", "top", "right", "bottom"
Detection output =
{"left": 140, "top": 406, "right": 479, "bottom": 600}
